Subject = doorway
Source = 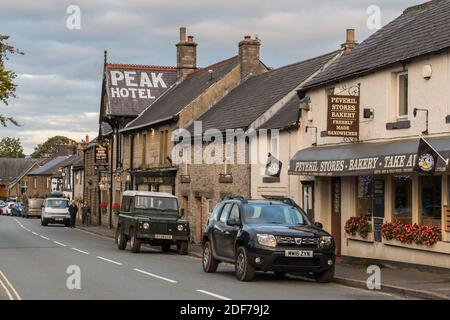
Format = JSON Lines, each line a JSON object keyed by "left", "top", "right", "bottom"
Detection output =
{"left": 331, "top": 177, "right": 341, "bottom": 256}
{"left": 301, "top": 181, "right": 314, "bottom": 221}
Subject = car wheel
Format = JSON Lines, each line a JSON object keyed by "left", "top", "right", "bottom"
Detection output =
{"left": 235, "top": 246, "right": 255, "bottom": 281}
{"left": 130, "top": 230, "right": 141, "bottom": 253}
{"left": 116, "top": 229, "right": 127, "bottom": 250}
{"left": 177, "top": 241, "right": 189, "bottom": 255}
{"left": 313, "top": 266, "right": 335, "bottom": 283}
{"left": 202, "top": 241, "right": 219, "bottom": 273}
{"left": 41, "top": 218, "right": 48, "bottom": 226}
{"left": 161, "top": 244, "right": 171, "bottom": 252}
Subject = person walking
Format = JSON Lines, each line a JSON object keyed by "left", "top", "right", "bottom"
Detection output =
{"left": 81, "top": 203, "right": 90, "bottom": 226}
{"left": 68, "top": 201, "right": 78, "bottom": 228}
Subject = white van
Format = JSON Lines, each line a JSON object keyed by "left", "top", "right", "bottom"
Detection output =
{"left": 41, "top": 198, "right": 70, "bottom": 226}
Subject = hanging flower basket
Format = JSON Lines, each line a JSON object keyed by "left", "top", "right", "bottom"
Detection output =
{"left": 381, "top": 222, "right": 441, "bottom": 246}
{"left": 344, "top": 216, "right": 372, "bottom": 238}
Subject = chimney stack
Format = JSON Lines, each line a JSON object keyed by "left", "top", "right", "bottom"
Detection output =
{"left": 176, "top": 27, "right": 197, "bottom": 80}
{"left": 238, "top": 35, "right": 261, "bottom": 80}
{"left": 85, "top": 134, "right": 89, "bottom": 143}
{"left": 341, "top": 28, "right": 357, "bottom": 51}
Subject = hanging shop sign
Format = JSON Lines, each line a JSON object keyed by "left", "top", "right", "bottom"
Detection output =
{"left": 326, "top": 95, "right": 359, "bottom": 138}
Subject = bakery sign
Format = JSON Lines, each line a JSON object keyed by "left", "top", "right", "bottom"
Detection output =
{"left": 290, "top": 153, "right": 449, "bottom": 176}
{"left": 327, "top": 95, "right": 359, "bottom": 138}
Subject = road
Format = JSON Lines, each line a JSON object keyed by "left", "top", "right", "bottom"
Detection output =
{"left": 0, "top": 215, "right": 401, "bottom": 300}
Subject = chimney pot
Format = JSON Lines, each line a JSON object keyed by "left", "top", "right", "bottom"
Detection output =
{"left": 341, "top": 28, "right": 357, "bottom": 50}
{"left": 346, "top": 29, "right": 355, "bottom": 43}
{"left": 179, "top": 27, "right": 186, "bottom": 42}
{"left": 244, "top": 35, "right": 251, "bottom": 40}
{"left": 187, "top": 35, "right": 194, "bottom": 42}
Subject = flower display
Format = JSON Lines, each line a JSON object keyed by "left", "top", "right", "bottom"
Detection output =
{"left": 344, "top": 216, "right": 372, "bottom": 238}
{"left": 381, "top": 222, "right": 441, "bottom": 246}
{"left": 112, "top": 202, "right": 120, "bottom": 215}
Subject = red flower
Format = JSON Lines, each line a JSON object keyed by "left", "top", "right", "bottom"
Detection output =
{"left": 112, "top": 202, "right": 120, "bottom": 210}
{"left": 99, "top": 202, "right": 108, "bottom": 209}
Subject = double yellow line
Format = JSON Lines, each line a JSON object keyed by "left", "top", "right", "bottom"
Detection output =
{"left": 0, "top": 271, "right": 21, "bottom": 300}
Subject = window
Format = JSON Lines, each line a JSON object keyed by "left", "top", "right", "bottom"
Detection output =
{"left": 420, "top": 176, "right": 441, "bottom": 227}
{"left": 225, "top": 142, "right": 233, "bottom": 175}
{"left": 121, "top": 196, "right": 132, "bottom": 212}
{"left": 210, "top": 203, "right": 224, "bottom": 222}
{"left": 142, "top": 133, "right": 147, "bottom": 167}
{"left": 242, "top": 203, "right": 309, "bottom": 226}
{"left": 219, "top": 203, "right": 233, "bottom": 223}
{"left": 397, "top": 72, "right": 408, "bottom": 118}
{"left": 34, "top": 178, "right": 37, "bottom": 189}
{"left": 393, "top": 175, "right": 413, "bottom": 224}
{"left": 357, "top": 176, "right": 374, "bottom": 218}
{"left": 228, "top": 204, "right": 240, "bottom": 223}
{"left": 159, "top": 130, "right": 169, "bottom": 164}
{"left": 268, "top": 131, "right": 279, "bottom": 158}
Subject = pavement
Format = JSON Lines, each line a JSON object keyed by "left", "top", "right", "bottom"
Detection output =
{"left": 74, "top": 223, "right": 450, "bottom": 300}
{"left": 0, "top": 215, "right": 442, "bottom": 300}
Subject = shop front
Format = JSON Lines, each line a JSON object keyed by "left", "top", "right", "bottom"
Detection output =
{"left": 289, "top": 136, "right": 450, "bottom": 269}
{"left": 132, "top": 168, "right": 177, "bottom": 195}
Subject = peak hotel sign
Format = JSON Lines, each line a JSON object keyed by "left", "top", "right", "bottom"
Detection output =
{"left": 327, "top": 95, "right": 359, "bottom": 138}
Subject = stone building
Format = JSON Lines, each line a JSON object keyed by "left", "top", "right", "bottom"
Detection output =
{"left": 1, "top": 158, "right": 40, "bottom": 200}
{"left": 289, "top": 0, "right": 450, "bottom": 268}
{"left": 183, "top": 50, "right": 339, "bottom": 243}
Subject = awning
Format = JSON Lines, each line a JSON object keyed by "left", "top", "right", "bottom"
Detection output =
{"left": 289, "top": 136, "right": 450, "bottom": 176}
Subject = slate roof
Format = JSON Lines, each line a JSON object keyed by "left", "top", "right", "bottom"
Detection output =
{"left": 59, "top": 154, "right": 81, "bottom": 168}
{"left": 104, "top": 64, "right": 177, "bottom": 117}
{"left": 123, "top": 56, "right": 240, "bottom": 132}
{"left": 100, "top": 122, "right": 113, "bottom": 136}
{"left": 189, "top": 51, "right": 337, "bottom": 133}
{"left": 258, "top": 95, "right": 300, "bottom": 130}
{"left": 28, "top": 156, "right": 69, "bottom": 176}
{"left": 73, "top": 155, "right": 84, "bottom": 170}
{"left": 0, "top": 158, "right": 38, "bottom": 182}
{"left": 303, "top": 0, "right": 450, "bottom": 89}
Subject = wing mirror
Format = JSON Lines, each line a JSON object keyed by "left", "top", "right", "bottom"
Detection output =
{"left": 314, "top": 222, "right": 323, "bottom": 229}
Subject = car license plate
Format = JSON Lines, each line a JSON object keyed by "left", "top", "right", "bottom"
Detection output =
{"left": 154, "top": 234, "right": 172, "bottom": 240}
{"left": 285, "top": 250, "right": 313, "bottom": 257}
{"left": 55, "top": 218, "right": 63, "bottom": 221}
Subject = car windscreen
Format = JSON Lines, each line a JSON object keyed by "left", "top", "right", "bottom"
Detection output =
{"left": 242, "top": 203, "right": 310, "bottom": 226}
{"left": 46, "top": 199, "right": 69, "bottom": 209}
{"left": 134, "top": 196, "right": 178, "bottom": 211}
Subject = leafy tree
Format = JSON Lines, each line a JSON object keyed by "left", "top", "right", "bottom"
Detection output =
{"left": 31, "top": 135, "right": 76, "bottom": 158}
{"left": 0, "top": 34, "right": 23, "bottom": 127}
{"left": 0, "top": 137, "right": 25, "bottom": 158}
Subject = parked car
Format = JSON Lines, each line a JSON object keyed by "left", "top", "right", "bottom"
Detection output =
{"left": 11, "top": 202, "right": 24, "bottom": 217}
{"left": 2, "top": 202, "right": 16, "bottom": 215}
{"left": 41, "top": 198, "right": 70, "bottom": 226}
{"left": 202, "top": 196, "right": 335, "bottom": 282}
{"left": 0, "top": 200, "right": 7, "bottom": 214}
{"left": 25, "top": 198, "right": 45, "bottom": 218}
{"left": 116, "top": 191, "right": 190, "bottom": 254}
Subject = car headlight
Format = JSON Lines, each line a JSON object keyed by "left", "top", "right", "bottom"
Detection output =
{"left": 142, "top": 222, "right": 150, "bottom": 230}
{"left": 256, "top": 234, "right": 277, "bottom": 247}
{"left": 177, "top": 224, "right": 184, "bottom": 231}
{"left": 319, "top": 236, "right": 333, "bottom": 249}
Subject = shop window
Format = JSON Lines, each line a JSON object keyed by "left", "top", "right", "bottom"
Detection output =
{"left": 420, "top": 176, "right": 441, "bottom": 227}
{"left": 268, "top": 131, "right": 279, "bottom": 158}
{"left": 392, "top": 175, "right": 413, "bottom": 224}
{"left": 397, "top": 72, "right": 408, "bottom": 118}
{"left": 224, "top": 142, "right": 233, "bottom": 175}
{"left": 357, "top": 176, "right": 374, "bottom": 218}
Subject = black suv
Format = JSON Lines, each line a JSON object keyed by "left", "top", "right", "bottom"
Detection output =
{"left": 202, "top": 196, "right": 335, "bottom": 282}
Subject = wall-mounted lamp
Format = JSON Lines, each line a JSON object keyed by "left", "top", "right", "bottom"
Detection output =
{"left": 305, "top": 126, "right": 318, "bottom": 146}
{"left": 413, "top": 108, "right": 429, "bottom": 135}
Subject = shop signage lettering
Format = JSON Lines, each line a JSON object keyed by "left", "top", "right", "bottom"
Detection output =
{"left": 327, "top": 95, "right": 360, "bottom": 138}
{"left": 292, "top": 154, "right": 423, "bottom": 176}
{"left": 95, "top": 144, "right": 108, "bottom": 167}
{"left": 109, "top": 70, "right": 174, "bottom": 100}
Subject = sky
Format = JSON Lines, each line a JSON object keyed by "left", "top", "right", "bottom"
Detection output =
{"left": 0, "top": 0, "right": 424, "bottom": 154}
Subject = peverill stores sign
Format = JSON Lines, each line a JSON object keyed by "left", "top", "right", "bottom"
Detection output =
{"left": 291, "top": 153, "right": 448, "bottom": 177}
{"left": 95, "top": 144, "right": 108, "bottom": 171}
{"left": 327, "top": 95, "right": 359, "bottom": 138}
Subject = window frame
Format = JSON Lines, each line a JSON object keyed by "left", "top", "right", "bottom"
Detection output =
{"left": 396, "top": 71, "right": 409, "bottom": 119}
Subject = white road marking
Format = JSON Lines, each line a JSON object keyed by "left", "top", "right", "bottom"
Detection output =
{"left": 96, "top": 256, "right": 123, "bottom": 266}
{"left": 196, "top": 289, "right": 231, "bottom": 300}
{"left": 53, "top": 241, "right": 67, "bottom": 247}
{"left": 32, "top": 232, "right": 39, "bottom": 236}
{"left": 133, "top": 268, "right": 177, "bottom": 284}
{"left": 0, "top": 271, "right": 22, "bottom": 300}
{"left": 71, "top": 248, "right": 90, "bottom": 255}
{"left": 0, "top": 277, "right": 14, "bottom": 300}
{"left": 40, "top": 235, "right": 50, "bottom": 240}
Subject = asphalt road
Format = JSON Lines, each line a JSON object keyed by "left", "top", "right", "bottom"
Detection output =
{"left": 0, "top": 215, "right": 402, "bottom": 300}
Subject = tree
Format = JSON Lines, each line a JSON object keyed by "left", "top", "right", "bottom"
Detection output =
{"left": 0, "top": 137, "right": 25, "bottom": 158}
{"left": 31, "top": 136, "right": 76, "bottom": 158}
{"left": 0, "top": 34, "right": 23, "bottom": 127}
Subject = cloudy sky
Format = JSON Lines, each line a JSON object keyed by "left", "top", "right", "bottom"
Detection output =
{"left": 1, "top": 0, "right": 423, "bottom": 154}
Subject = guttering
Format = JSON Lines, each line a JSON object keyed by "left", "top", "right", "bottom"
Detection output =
{"left": 119, "top": 115, "right": 179, "bottom": 133}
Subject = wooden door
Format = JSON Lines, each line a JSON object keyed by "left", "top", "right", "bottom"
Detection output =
{"left": 331, "top": 177, "right": 342, "bottom": 256}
